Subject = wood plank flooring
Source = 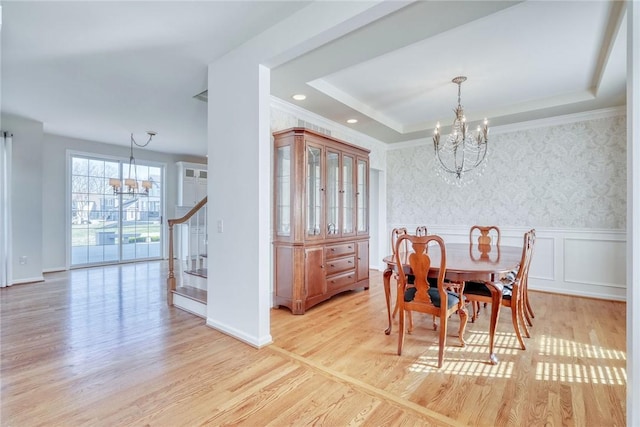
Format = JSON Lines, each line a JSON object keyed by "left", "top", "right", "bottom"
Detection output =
{"left": 1, "top": 262, "right": 626, "bottom": 426}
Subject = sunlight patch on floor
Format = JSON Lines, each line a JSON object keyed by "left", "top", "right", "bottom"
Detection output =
{"left": 538, "top": 335, "right": 626, "bottom": 360}
{"left": 535, "top": 362, "right": 626, "bottom": 385}
{"left": 409, "top": 356, "right": 514, "bottom": 377}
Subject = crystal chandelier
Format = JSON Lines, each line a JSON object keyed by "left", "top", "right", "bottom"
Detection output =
{"left": 432, "top": 76, "right": 489, "bottom": 185}
{"left": 109, "top": 131, "right": 156, "bottom": 196}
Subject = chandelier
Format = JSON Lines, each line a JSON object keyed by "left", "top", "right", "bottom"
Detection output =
{"left": 432, "top": 76, "right": 489, "bottom": 185}
{"left": 109, "top": 131, "right": 156, "bottom": 196}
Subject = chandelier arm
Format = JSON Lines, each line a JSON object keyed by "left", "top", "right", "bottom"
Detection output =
{"left": 434, "top": 144, "right": 461, "bottom": 175}
{"left": 131, "top": 131, "right": 155, "bottom": 148}
{"left": 459, "top": 142, "right": 488, "bottom": 174}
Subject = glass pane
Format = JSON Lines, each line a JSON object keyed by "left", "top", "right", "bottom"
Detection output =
{"left": 306, "top": 145, "right": 322, "bottom": 236}
{"left": 72, "top": 157, "right": 88, "bottom": 175}
{"left": 326, "top": 151, "right": 339, "bottom": 235}
{"left": 72, "top": 175, "right": 88, "bottom": 194}
{"left": 343, "top": 155, "right": 354, "bottom": 234}
{"left": 71, "top": 155, "right": 120, "bottom": 265}
{"left": 276, "top": 146, "right": 291, "bottom": 236}
{"left": 357, "top": 159, "right": 368, "bottom": 233}
{"left": 121, "top": 165, "right": 163, "bottom": 262}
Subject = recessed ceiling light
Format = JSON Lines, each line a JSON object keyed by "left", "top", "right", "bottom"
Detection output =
{"left": 347, "top": 119, "right": 358, "bottom": 124}
{"left": 292, "top": 94, "right": 306, "bottom": 101}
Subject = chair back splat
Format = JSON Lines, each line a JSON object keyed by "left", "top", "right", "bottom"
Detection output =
{"left": 391, "top": 227, "right": 409, "bottom": 255}
{"left": 394, "top": 234, "right": 468, "bottom": 368}
{"left": 467, "top": 225, "right": 501, "bottom": 319}
{"left": 470, "top": 225, "right": 501, "bottom": 253}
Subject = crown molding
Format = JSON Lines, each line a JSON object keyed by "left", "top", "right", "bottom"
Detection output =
{"left": 270, "top": 96, "right": 626, "bottom": 152}
{"left": 385, "top": 106, "right": 626, "bottom": 151}
{"left": 490, "top": 106, "right": 626, "bottom": 135}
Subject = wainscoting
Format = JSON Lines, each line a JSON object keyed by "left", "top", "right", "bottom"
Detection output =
{"left": 384, "top": 225, "right": 626, "bottom": 301}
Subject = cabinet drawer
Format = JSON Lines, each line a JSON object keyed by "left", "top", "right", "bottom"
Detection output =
{"left": 325, "top": 242, "right": 355, "bottom": 259}
{"left": 325, "top": 256, "right": 355, "bottom": 276}
{"left": 326, "top": 270, "right": 356, "bottom": 290}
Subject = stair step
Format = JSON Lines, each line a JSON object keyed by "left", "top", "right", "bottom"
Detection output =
{"left": 184, "top": 268, "right": 207, "bottom": 278}
{"left": 173, "top": 285, "right": 207, "bottom": 304}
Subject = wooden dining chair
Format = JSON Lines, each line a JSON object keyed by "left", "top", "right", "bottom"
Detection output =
{"left": 463, "top": 230, "right": 535, "bottom": 350}
{"left": 521, "top": 229, "right": 536, "bottom": 327}
{"left": 391, "top": 227, "right": 409, "bottom": 255}
{"left": 468, "top": 225, "right": 502, "bottom": 319}
{"left": 415, "top": 225, "right": 428, "bottom": 236}
{"left": 395, "top": 234, "right": 468, "bottom": 368}
{"left": 390, "top": 228, "right": 410, "bottom": 319}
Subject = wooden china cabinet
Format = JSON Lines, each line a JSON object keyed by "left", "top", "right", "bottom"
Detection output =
{"left": 273, "top": 127, "right": 370, "bottom": 314}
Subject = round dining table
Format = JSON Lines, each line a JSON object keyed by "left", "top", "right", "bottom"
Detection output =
{"left": 383, "top": 242, "right": 522, "bottom": 365}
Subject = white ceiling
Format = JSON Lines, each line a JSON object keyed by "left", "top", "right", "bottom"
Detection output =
{"left": 1, "top": 1, "right": 627, "bottom": 157}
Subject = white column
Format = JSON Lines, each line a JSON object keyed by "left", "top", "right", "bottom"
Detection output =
{"left": 203, "top": 2, "right": 408, "bottom": 346}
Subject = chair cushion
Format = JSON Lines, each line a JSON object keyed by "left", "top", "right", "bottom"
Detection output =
{"left": 501, "top": 268, "right": 518, "bottom": 283}
{"left": 404, "top": 286, "right": 460, "bottom": 309}
{"left": 464, "top": 281, "right": 512, "bottom": 300}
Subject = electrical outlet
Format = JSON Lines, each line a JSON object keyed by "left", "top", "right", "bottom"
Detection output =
{"left": 19, "top": 256, "right": 27, "bottom": 265}
{"left": 217, "top": 219, "right": 223, "bottom": 233}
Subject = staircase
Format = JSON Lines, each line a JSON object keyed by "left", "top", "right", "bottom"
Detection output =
{"left": 167, "top": 197, "right": 207, "bottom": 317}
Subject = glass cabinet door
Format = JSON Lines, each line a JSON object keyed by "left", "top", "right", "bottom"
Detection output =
{"left": 342, "top": 155, "right": 354, "bottom": 234}
{"left": 306, "top": 144, "right": 323, "bottom": 237}
{"left": 357, "top": 158, "right": 368, "bottom": 234}
{"left": 275, "top": 145, "right": 291, "bottom": 237}
{"left": 326, "top": 151, "right": 339, "bottom": 236}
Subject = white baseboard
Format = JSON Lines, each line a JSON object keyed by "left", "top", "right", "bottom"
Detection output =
{"left": 43, "top": 266, "right": 67, "bottom": 273}
{"left": 11, "top": 275, "right": 45, "bottom": 285}
{"left": 206, "top": 317, "right": 273, "bottom": 349}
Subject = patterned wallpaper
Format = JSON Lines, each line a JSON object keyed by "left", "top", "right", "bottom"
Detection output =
{"left": 387, "top": 115, "right": 627, "bottom": 229}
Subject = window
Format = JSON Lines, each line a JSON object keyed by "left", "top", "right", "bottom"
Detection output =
{"left": 69, "top": 153, "right": 164, "bottom": 266}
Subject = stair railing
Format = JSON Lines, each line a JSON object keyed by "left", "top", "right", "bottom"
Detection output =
{"left": 167, "top": 196, "right": 207, "bottom": 305}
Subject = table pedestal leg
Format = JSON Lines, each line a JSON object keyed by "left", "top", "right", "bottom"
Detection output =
{"left": 487, "top": 283, "right": 502, "bottom": 365}
{"left": 383, "top": 268, "right": 393, "bottom": 335}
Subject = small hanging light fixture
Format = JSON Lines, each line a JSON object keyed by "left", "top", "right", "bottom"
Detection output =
{"left": 110, "top": 131, "right": 156, "bottom": 196}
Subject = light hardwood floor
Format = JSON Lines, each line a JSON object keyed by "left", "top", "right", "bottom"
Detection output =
{"left": 1, "top": 262, "right": 626, "bottom": 426}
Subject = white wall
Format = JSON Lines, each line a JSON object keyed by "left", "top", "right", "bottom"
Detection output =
{"left": 386, "top": 111, "right": 627, "bottom": 301}
{"left": 1, "top": 113, "right": 44, "bottom": 284}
